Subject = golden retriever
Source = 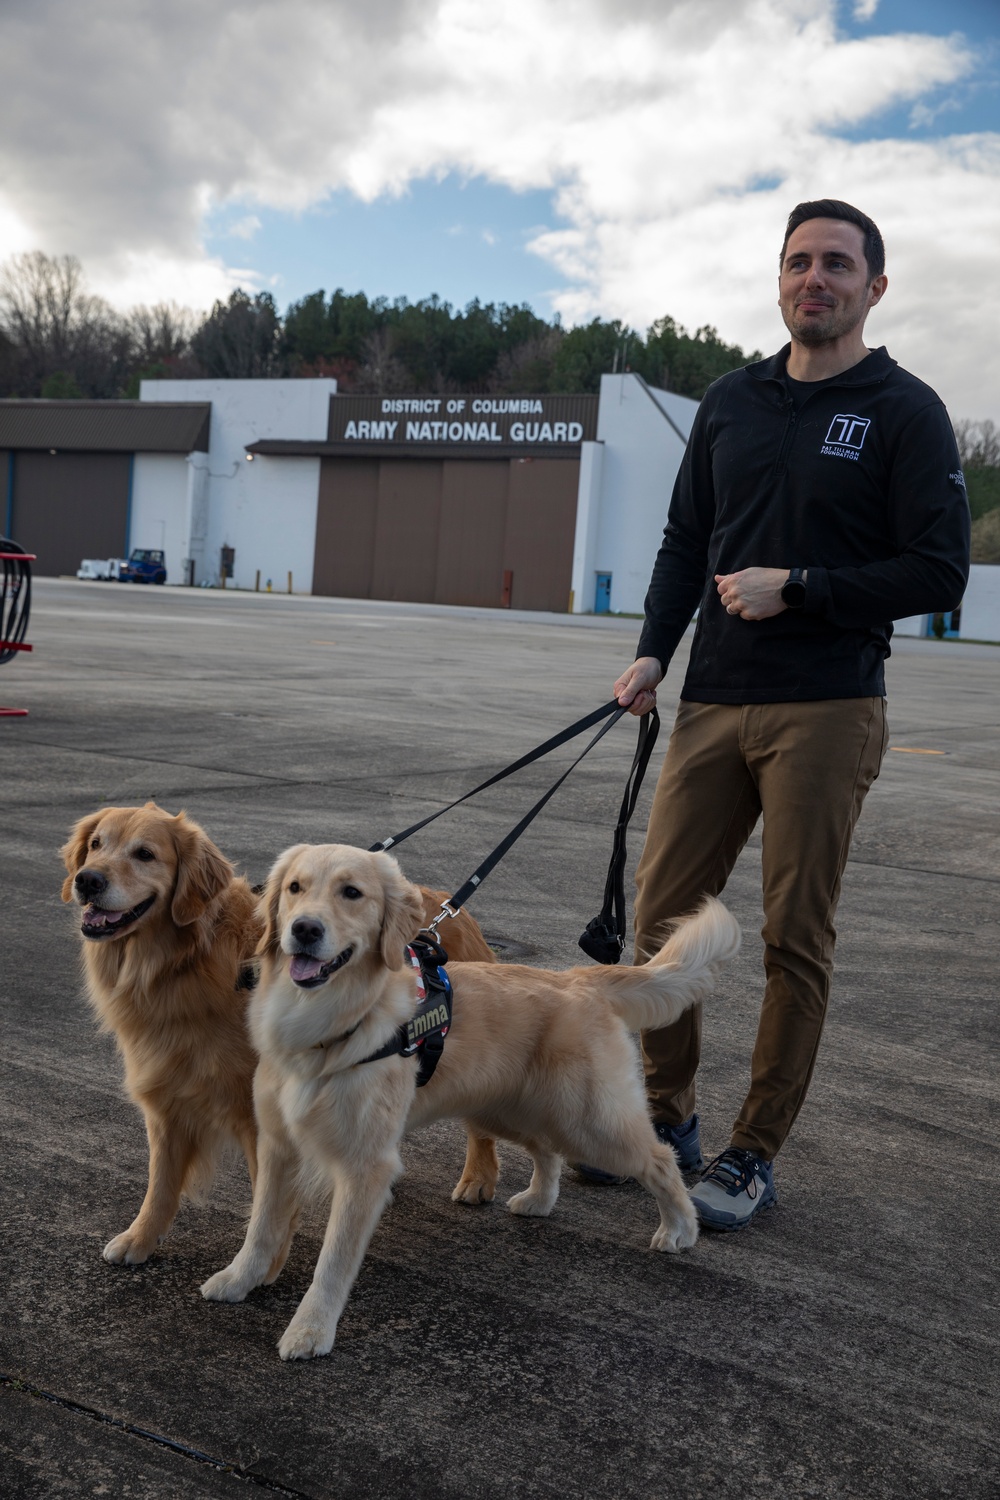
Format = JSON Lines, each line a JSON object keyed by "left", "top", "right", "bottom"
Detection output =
{"left": 201, "top": 842, "right": 741, "bottom": 1360}
{"left": 61, "top": 805, "right": 497, "bottom": 1267}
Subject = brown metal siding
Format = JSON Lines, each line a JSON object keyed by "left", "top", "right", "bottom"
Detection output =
{"left": 503, "top": 458, "right": 579, "bottom": 612}
{"left": 435, "top": 461, "right": 509, "bottom": 607}
{"left": 371, "top": 462, "right": 442, "bottom": 604}
{"left": 313, "top": 455, "right": 578, "bottom": 612}
{"left": 10, "top": 452, "right": 131, "bottom": 575}
{"left": 312, "top": 458, "right": 378, "bottom": 597}
{"left": 0, "top": 401, "right": 210, "bottom": 453}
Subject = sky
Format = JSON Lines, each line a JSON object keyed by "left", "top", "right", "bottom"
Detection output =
{"left": 1, "top": 0, "right": 998, "bottom": 417}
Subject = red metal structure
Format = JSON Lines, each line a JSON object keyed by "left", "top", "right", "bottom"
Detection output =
{"left": 0, "top": 538, "right": 35, "bottom": 716}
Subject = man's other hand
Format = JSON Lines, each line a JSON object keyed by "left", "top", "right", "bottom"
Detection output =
{"left": 715, "top": 568, "right": 791, "bottom": 620}
{"left": 614, "top": 656, "right": 663, "bottom": 716}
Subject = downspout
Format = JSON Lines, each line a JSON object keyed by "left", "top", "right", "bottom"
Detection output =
{"left": 124, "top": 452, "right": 135, "bottom": 555}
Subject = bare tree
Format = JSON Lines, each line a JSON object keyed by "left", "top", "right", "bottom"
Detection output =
{"left": 0, "top": 250, "right": 134, "bottom": 396}
{"left": 354, "top": 326, "right": 409, "bottom": 393}
{"left": 129, "top": 302, "right": 198, "bottom": 367}
{"left": 954, "top": 419, "right": 1000, "bottom": 470}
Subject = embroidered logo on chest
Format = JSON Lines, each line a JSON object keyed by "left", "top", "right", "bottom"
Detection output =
{"left": 821, "top": 413, "right": 871, "bottom": 462}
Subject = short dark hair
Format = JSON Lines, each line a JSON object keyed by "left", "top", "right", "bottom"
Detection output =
{"left": 780, "top": 199, "right": 885, "bottom": 282}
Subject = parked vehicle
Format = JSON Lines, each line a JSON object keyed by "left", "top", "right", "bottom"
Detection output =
{"left": 77, "top": 558, "right": 126, "bottom": 581}
{"left": 119, "top": 549, "right": 167, "bottom": 585}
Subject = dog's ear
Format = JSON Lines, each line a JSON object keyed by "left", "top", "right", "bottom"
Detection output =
{"left": 170, "top": 813, "right": 235, "bottom": 927}
{"left": 60, "top": 812, "right": 104, "bottom": 902}
{"left": 256, "top": 845, "right": 308, "bottom": 958}
{"left": 378, "top": 855, "right": 426, "bottom": 971}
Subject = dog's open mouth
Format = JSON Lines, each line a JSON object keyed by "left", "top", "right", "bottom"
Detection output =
{"left": 289, "top": 946, "right": 354, "bottom": 989}
{"left": 81, "top": 894, "right": 156, "bottom": 939}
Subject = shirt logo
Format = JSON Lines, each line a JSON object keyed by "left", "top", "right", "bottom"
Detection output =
{"left": 821, "top": 413, "right": 871, "bottom": 462}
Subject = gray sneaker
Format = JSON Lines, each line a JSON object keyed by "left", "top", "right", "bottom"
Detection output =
{"left": 690, "top": 1147, "right": 776, "bottom": 1231}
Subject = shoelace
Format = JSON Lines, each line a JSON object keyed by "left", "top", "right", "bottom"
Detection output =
{"left": 701, "top": 1148, "right": 766, "bottom": 1199}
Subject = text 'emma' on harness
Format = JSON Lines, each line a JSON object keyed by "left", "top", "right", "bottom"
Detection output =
{"left": 368, "top": 698, "right": 661, "bottom": 966}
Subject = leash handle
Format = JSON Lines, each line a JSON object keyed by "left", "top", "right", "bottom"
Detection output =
{"left": 371, "top": 696, "right": 626, "bottom": 852}
{"left": 436, "top": 704, "right": 628, "bottom": 918}
{"left": 578, "top": 707, "right": 660, "bottom": 964}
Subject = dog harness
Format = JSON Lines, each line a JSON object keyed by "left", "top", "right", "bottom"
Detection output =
{"left": 356, "top": 932, "right": 453, "bottom": 1088}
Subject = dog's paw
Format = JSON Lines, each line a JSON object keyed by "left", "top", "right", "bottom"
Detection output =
{"left": 103, "top": 1232, "right": 153, "bottom": 1265}
{"left": 200, "top": 1265, "right": 254, "bottom": 1303}
{"left": 506, "top": 1188, "right": 556, "bottom": 1218}
{"left": 278, "top": 1319, "right": 336, "bottom": 1361}
{"left": 451, "top": 1174, "right": 496, "bottom": 1205}
{"left": 650, "top": 1211, "right": 699, "bottom": 1253}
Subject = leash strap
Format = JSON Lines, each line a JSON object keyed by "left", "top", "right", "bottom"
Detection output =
{"left": 442, "top": 705, "right": 627, "bottom": 915}
{"left": 369, "top": 699, "right": 625, "bottom": 855}
{"left": 578, "top": 707, "right": 660, "bottom": 964}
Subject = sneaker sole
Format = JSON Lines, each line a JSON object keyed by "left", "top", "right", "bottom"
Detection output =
{"left": 694, "top": 1187, "right": 778, "bottom": 1233}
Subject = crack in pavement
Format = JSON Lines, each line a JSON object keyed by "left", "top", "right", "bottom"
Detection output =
{"left": 1, "top": 1375, "right": 317, "bottom": 1497}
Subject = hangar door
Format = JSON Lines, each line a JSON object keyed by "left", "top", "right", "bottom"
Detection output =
{"left": 312, "top": 456, "right": 579, "bottom": 611}
{"left": 7, "top": 452, "right": 131, "bottom": 576}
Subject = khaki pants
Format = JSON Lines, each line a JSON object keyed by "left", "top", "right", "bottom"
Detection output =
{"left": 634, "top": 697, "right": 888, "bottom": 1161}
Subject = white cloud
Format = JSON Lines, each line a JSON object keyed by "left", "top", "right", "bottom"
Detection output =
{"left": 0, "top": 0, "right": 996, "bottom": 414}
{"left": 226, "top": 215, "right": 263, "bottom": 241}
{"left": 853, "top": 0, "right": 879, "bottom": 21}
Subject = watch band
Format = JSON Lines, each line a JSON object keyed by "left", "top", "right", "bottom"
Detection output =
{"left": 781, "top": 566, "right": 807, "bottom": 609}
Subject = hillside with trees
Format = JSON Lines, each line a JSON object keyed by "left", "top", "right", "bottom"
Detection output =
{"left": 0, "top": 250, "right": 756, "bottom": 402}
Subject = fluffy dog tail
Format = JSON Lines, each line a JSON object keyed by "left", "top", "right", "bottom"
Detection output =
{"left": 601, "top": 898, "right": 741, "bottom": 1032}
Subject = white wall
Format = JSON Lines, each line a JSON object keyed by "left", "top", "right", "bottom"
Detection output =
{"left": 957, "top": 564, "right": 1000, "bottom": 642}
{"left": 140, "top": 379, "right": 337, "bottom": 589}
{"left": 571, "top": 374, "right": 696, "bottom": 614}
{"left": 129, "top": 454, "right": 189, "bottom": 583}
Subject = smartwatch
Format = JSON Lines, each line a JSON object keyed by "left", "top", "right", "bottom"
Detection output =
{"left": 781, "top": 567, "right": 807, "bottom": 610}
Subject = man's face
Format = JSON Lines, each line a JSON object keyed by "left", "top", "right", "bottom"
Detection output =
{"left": 778, "top": 218, "right": 886, "bottom": 346}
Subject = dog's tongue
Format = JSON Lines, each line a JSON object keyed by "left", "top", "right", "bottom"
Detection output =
{"left": 290, "top": 954, "right": 326, "bottom": 983}
{"left": 84, "top": 906, "right": 126, "bottom": 927}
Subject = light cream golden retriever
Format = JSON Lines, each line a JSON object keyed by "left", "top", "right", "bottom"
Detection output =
{"left": 62, "top": 805, "right": 497, "bottom": 1266}
{"left": 201, "top": 842, "right": 741, "bottom": 1361}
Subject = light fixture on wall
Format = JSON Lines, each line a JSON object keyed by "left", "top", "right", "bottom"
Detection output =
{"left": 245, "top": 453, "right": 255, "bottom": 461}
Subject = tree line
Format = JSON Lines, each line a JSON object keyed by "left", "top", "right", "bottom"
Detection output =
{"left": 0, "top": 250, "right": 757, "bottom": 402}
{"left": 1, "top": 250, "right": 996, "bottom": 557}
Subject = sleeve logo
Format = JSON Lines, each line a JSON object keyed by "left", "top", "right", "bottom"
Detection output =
{"left": 821, "top": 413, "right": 871, "bottom": 461}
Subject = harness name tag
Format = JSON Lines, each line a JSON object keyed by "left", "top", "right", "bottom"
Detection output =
{"left": 403, "top": 943, "right": 452, "bottom": 1055}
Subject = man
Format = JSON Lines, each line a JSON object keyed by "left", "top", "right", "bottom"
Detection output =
{"left": 610, "top": 199, "right": 970, "bottom": 1230}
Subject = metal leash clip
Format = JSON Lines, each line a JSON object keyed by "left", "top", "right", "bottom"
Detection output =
{"left": 425, "top": 900, "right": 460, "bottom": 936}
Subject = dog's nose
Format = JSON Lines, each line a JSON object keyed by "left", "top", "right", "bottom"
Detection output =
{"left": 75, "top": 869, "right": 108, "bottom": 900}
{"left": 291, "top": 917, "right": 325, "bottom": 948}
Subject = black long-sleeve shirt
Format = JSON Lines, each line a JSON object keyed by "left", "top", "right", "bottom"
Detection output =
{"left": 637, "top": 345, "right": 971, "bottom": 702}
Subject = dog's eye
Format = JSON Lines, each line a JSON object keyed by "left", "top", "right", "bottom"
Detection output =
{"left": 89, "top": 837, "right": 100, "bottom": 850}
{"left": 133, "top": 847, "right": 156, "bottom": 862}
{"left": 288, "top": 881, "right": 301, "bottom": 894}
{"left": 342, "top": 885, "right": 363, "bottom": 901}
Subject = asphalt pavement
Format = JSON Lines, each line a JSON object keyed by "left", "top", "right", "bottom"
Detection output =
{"left": 2, "top": 579, "right": 998, "bottom": 1499}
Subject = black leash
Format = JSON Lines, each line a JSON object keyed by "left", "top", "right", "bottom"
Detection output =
{"left": 578, "top": 707, "right": 660, "bottom": 964}
{"left": 369, "top": 699, "right": 627, "bottom": 856}
{"left": 369, "top": 697, "right": 662, "bottom": 967}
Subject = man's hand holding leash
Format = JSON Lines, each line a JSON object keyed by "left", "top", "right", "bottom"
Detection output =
{"left": 614, "top": 656, "right": 663, "bottom": 717}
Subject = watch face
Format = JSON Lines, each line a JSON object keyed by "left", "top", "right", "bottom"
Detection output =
{"left": 782, "top": 579, "right": 806, "bottom": 608}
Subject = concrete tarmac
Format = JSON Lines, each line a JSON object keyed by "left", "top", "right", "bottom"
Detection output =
{"left": 2, "top": 579, "right": 998, "bottom": 1499}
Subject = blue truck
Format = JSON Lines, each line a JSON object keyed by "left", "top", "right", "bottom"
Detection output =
{"left": 119, "top": 549, "right": 167, "bottom": 585}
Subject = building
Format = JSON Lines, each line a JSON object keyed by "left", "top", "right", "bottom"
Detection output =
{"left": 1, "top": 375, "right": 698, "bottom": 616}
{"left": 3, "top": 378, "right": 989, "bottom": 636}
